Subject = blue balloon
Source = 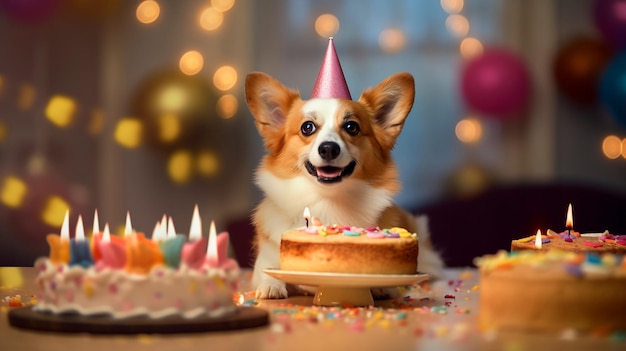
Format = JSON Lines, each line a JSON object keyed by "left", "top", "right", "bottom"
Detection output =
{"left": 599, "top": 51, "right": 626, "bottom": 129}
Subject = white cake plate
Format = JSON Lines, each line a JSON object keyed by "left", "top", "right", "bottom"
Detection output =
{"left": 264, "top": 269, "right": 429, "bottom": 307}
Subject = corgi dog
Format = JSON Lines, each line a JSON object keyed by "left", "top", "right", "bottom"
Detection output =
{"left": 245, "top": 71, "right": 444, "bottom": 299}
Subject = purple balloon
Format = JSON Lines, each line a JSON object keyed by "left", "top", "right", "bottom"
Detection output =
{"left": 460, "top": 48, "right": 531, "bottom": 120}
{"left": 594, "top": 0, "right": 626, "bottom": 49}
{"left": 0, "top": 0, "right": 60, "bottom": 23}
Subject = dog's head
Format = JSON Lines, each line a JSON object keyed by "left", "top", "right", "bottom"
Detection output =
{"left": 245, "top": 72, "right": 414, "bottom": 192}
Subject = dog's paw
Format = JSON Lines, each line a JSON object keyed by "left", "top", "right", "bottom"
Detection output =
{"left": 255, "top": 280, "right": 288, "bottom": 299}
{"left": 371, "top": 287, "right": 401, "bottom": 300}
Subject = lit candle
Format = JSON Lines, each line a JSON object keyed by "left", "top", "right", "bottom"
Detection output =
{"left": 93, "top": 209, "right": 100, "bottom": 236}
{"left": 69, "top": 215, "right": 94, "bottom": 268}
{"left": 206, "top": 220, "right": 218, "bottom": 267}
{"left": 566, "top": 203, "right": 573, "bottom": 230}
{"left": 181, "top": 208, "right": 207, "bottom": 269}
{"left": 534, "top": 229, "right": 543, "bottom": 249}
{"left": 159, "top": 215, "right": 185, "bottom": 268}
{"left": 206, "top": 220, "right": 239, "bottom": 270}
{"left": 303, "top": 207, "right": 311, "bottom": 228}
{"left": 47, "top": 210, "right": 70, "bottom": 264}
{"left": 97, "top": 223, "right": 126, "bottom": 269}
{"left": 124, "top": 211, "right": 163, "bottom": 274}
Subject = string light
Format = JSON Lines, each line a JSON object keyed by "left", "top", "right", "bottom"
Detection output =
{"left": 602, "top": 135, "right": 622, "bottom": 159}
{"left": 217, "top": 94, "right": 238, "bottom": 119}
{"left": 199, "top": 7, "right": 223, "bottom": 31}
{"left": 213, "top": 65, "right": 237, "bottom": 91}
{"left": 179, "top": 50, "right": 204, "bottom": 76}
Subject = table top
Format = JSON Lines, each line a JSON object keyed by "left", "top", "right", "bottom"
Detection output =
{"left": 1, "top": 267, "right": 624, "bottom": 351}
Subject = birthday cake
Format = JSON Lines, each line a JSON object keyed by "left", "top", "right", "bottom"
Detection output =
{"left": 33, "top": 210, "right": 240, "bottom": 320}
{"left": 511, "top": 230, "right": 626, "bottom": 254}
{"left": 280, "top": 224, "right": 419, "bottom": 274}
{"left": 475, "top": 250, "right": 626, "bottom": 332}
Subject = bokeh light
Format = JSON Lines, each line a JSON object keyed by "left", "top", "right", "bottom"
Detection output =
{"left": 0, "top": 176, "right": 27, "bottom": 208}
{"left": 179, "top": 50, "right": 204, "bottom": 76}
{"left": 87, "top": 109, "right": 105, "bottom": 135}
{"left": 602, "top": 135, "right": 622, "bottom": 159}
{"left": 0, "top": 120, "right": 7, "bottom": 142}
{"left": 45, "top": 95, "right": 77, "bottom": 128}
{"left": 159, "top": 84, "right": 187, "bottom": 112}
{"left": 200, "top": 7, "right": 224, "bottom": 31}
{"left": 315, "top": 14, "right": 339, "bottom": 38}
{"left": 157, "top": 113, "right": 182, "bottom": 143}
{"left": 441, "top": 0, "right": 464, "bottom": 14}
{"left": 196, "top": 150, "right": 220, "bottom": 177}
{"left": 379, "top": 28, "right": 406, "bottom": 54}
{"left": 446, "top": 14, "right": 469, "bottom": 38}
{"left": 213, "top": 65, "right": 237, "bottom": 91}
{"left": 41, "top": 195, "right": 70, "bottom": 228}
{"left": 212, "top": 0, "right": 234, "bottom": 12}
{"left": 18, "top": 84, "right": 35, "bottom": 111}
{"left": 460, "top": 37, "right": 483, "bottom": 59}
{"left": 216, "top": 94, "right": 238, "bottom": 119}
{"left": 622, "top": 138, "right": 626, "bottom": 159}
{"left": 114, "top": 118, "right": 143, "bottom": 149}
{"left": 168, "top": 150, "right": 194, "bottom": 184}
{"left": 455, "top": 117, "right": 482, "bottom": 143}
{"left": 136, "top": 0, "right": 160, "bottom": 24}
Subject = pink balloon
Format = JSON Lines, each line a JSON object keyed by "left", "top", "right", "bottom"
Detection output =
{"left": 461, "top": 48, "right": 531, "bottom": 120}
{"left": 0, "top": 0, "right": 60, "bottom": 23}
{"left": 594, "top": 0, "right": 626, "bottom": 50}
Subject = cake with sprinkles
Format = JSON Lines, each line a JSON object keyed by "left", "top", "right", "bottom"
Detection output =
{"left": 511, "top": 230, "right": 626, "bottom": 254}
{"left": 33, "top": 210, "right": 240, "bottom": 320}
{"left": 475, "top": 250, "right": 626, "bottom": 332}
{"left": 280, "top": 221, "right": 418, "bottom": 274}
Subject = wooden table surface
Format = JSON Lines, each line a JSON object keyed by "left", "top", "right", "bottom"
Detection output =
{"left": 1, "top": 267, "right": 624, "bottom": 351}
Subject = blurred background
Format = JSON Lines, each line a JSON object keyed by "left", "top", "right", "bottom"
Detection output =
{"left": 1, "top": 0, "right": 625, "bottom": 267}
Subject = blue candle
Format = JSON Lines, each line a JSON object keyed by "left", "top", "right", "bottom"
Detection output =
{"left": 69, "top": 215, "right": 94, "bottom": 268}
{"left": 159, "top": 235, "right": 185, "bottom": 268}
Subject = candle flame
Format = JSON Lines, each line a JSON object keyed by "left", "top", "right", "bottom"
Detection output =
{"left": 303, "top": 207, "right": 311, "bottom": 219}
{"left": 159, "top": 214, "right": 167, "bottom": 240}
{"left": 207, "top": 220, "right": 218, "bottom": 260}
{"left": 103, "top": 223, "right": 111, "bottom": 243}
{"left": 124, "top": 211, "right": 134, "bottom": 237}
{"left": 167, "top": 216, "right": 176, "bottom": 239}
{"left": 534, "top": 229, "right": 542, "bottom": 249}
{"left": 76, "top": 215, "right": 85, "bottom": 241}
{"left": 151, "top": 221, "right": 161, "bottom": 241}
{"left": 61, "top": 210, "right": 70, "bottom": 241}
{"left": 189, "top": 204, "right": 202, "bottom": 240}
{"left": 93, "top": 209, "right": 100, "bottom": 234}
{"left": 566, "top": 203, "right": 573, "bottom": 229}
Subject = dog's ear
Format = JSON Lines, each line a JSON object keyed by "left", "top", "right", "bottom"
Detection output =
{"left": 245, "top": 72, "right": 301, "bottom": 140}
{"left": 358, "top": 72, "right": 415, "bottom": 141}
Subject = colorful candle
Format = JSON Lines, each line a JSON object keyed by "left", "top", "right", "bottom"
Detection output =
{"left": 124, "top": 212, "right": 163, "bottom": 274}
{"left": 181, "top": 209, "right": 207, "bottom": 269}
{"left": 69, "top": 215, "right": 94, "bottom": 268}
{"left": 47, "top": 210, "right": 70, "bottom": 264}
{"left": 205, "top": 220, "right": 239, "bottom": 270}
{"left": 97, "top": 223, "right": 126, "bottom": 269}
{"left": 534, "top": 229, "right": 542, "bottom": 249}
{"left": 159, "top": 215, "right": 185, "bottom": 268}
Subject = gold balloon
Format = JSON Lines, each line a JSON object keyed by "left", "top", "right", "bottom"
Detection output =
{"left": 130, "top": 69, "right": 217, "bottom": 153}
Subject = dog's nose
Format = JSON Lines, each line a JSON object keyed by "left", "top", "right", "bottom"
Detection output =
{"left": 318, "top": 141, "right": 340, "bottom": 161}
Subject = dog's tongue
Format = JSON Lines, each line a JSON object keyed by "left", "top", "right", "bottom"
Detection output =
{"left": 317, "top": 167, "right": 342, "bottom": 178}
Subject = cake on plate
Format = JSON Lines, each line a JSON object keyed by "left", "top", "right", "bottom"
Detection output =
{"left": 475, "top": 250, "right": 626, "bottom": 332}
{"left": 280, "top": 224, "right": 418, "bottom": 274}
{"left": 33, "top": 210, "right": 240, "bottom": 320}
{"left": 511, "top": 230, "right": 626, "bottom": 254}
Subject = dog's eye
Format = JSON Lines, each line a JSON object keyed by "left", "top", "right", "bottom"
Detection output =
{"left": 343, "top": 121, "right": 360, "bottom": 136}
{"left": 301, "top": 121, "right": 317, "bottom": 136}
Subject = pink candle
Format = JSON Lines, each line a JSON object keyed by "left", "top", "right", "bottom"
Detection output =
{"left": 96, "top": 223, "right": 126, "bottom": 269}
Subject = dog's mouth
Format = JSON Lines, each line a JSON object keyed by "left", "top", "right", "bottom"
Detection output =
{"left": 304, "top": 160, "right": 356, "bottom": 184}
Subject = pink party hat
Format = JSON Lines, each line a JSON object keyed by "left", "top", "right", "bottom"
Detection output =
{"left": 310, "top": 37, "right": 352, "bottom": 100}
